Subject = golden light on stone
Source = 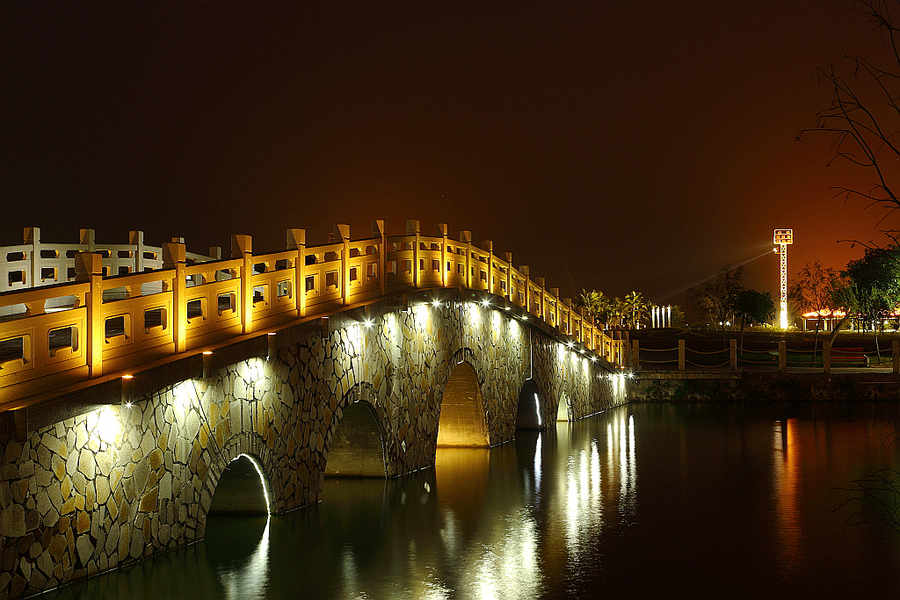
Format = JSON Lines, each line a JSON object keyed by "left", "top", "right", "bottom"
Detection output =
{"left": 95, "top": 406, "right": 121, "bottom": 447}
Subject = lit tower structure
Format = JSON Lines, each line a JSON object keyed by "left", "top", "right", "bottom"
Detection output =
{"left": 773, "top": 228, "right": 793, "bottom": 329}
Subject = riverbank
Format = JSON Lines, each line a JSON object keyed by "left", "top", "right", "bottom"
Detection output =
{"left": 629, "top": 370, "right": 900, "bottom": 403}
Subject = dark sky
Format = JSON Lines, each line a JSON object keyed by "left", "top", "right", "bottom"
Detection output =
{"left": 3, "top": 1, "right": 895, "bottom": 313}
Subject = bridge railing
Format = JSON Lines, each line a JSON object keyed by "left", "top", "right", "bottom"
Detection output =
{"left": 0, "top": 227, "right": 220, "bottom": 297}
{"left": 0, "top": 219, "right": 624, "bottom": 408}
{"left": 630, "top": 338, "right": 900, "bottom": 373}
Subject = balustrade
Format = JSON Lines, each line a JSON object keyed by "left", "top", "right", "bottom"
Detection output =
{"left": 0, "top": 221, "right": 622, "bottom": 408}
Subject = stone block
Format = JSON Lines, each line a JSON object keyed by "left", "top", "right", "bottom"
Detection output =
{"left": 0, "top": 505, "right": 25, "bottom": 537}
{"left": 95, "top": 477, "right": 110, "bottom": 505}
{"left": 77, "top": 450, "right": 95, "bottom": 480}
{"left": 75, "top": 534, "right": 93, "bottom": 567}
{"left": 139, "top": 487, "right": 158, "bottom": 512}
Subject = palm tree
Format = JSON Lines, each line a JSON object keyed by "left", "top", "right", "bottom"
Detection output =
{"left": 577, "top": 289, "right": 611, "bottom": 327}
{"left": 624, "top": 291, "right": 648, "bottom": 329}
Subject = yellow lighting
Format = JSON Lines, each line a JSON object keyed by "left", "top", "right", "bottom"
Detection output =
{"left": 95, "top": 406, "right": 122, "bottom": 447}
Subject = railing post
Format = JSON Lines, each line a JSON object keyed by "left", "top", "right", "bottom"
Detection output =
{"left": 504, "top": 252, "right": 513, "bottom": 301}
{"left": 483, "top": 240, "right": 493, "bottom": 293}
{"left": 163, "top": 241, "right": 187, "bottom": 353}
{"left": 374, "top": 220, "right": 386, "bottom": 297}
{"left": 730, "top": 339, "right": 737, "bottom": 370}
{"left": 520, "top": 265, "right": 530, "bottom": 311}
{"left": 550, "top": 287, "right": 560, "bottom": 331}
{"left": 25, "top": 227, "right": 41, "bottom": 287}
{"left": 779, "top": 340, "right": 786, "bottom": 372}
{"left": 408, "top": 220, "right": 421, "bottom": 288}
{"left": 461, "top": 230, "right": 472, "bottom": 289}
{"left": 536, "top": 277, "right": 546, "bottom": 321}
{"left": 75, "top": 252, "right": 103, "bottom": 378}
{"left": 678, "top": 339, "right": 685, "bottom": 370}
{"left": 336, "top": 224, "right": 350, "bottom": 305}
{"left": 232, "top": 234, "right": 253, "bottom": 335}
{"left": 129, "top": 230, "right": 144, "bottom": 273}
{"left": 824, "top": 339, "right": 832, "bottom": 373}
{"left": 437, "top": 223, "right": 448, "bottom": 288}
{"left": 287, "top": 228, "right": 306, "bottom": 318}
{"left": 80, "top": 228, "right": 96, "bottom": 252}
{"left": 893, "top": 341, "right": 899, "bottom": 374}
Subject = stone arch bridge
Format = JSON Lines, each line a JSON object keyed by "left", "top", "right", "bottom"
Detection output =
{"left": 0, "top": 221, "right": 627, "bottom": 598}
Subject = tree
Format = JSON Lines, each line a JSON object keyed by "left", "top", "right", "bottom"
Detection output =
{"left": 734, "top": 289, "right": 775, "bottom": 327}
{"left": 843, "top": 245, "right": 900, "bottom": 334}
{"left": 623, "top": 291, "right": 649, "bottom": 329}
{"left": 789, "top": 261, "right": 847, "bottom": 357}
{"left": 691, "top": 264, "right": 746, "bottom": 331}
{"left": 577, "top": 289, "right": 611, "bottom": 326}
{"left": 734, "top": 289, "right": 775, "bottom": 350}
{"left": 799, "top": 0, "right": 900, "bottom": 238}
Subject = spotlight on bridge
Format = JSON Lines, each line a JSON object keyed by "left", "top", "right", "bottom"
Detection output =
{"left": 203, "top": 350, "right": 214, "bottom": 379}
{"left": 362, "top": 319, "right": 374, "bottom": 328}
{"left": 566, "top": 341, "right": 574, "bottom": 350}
{"left": 121, "top": 374, "right": 133, "bottom": 407}
{"left": 432, "top": 299, "right": 442, "bottom": 308}
{"left": 480, "top": 298, "right": 490, "bottom": 308}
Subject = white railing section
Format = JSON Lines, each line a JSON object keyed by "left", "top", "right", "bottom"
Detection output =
{"left": 0, "top": 220, "right": 624, "bottom": 408}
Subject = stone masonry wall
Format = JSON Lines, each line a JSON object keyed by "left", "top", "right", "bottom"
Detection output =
{"left": 0, "top": 296, "right": 622, "bottom": 598}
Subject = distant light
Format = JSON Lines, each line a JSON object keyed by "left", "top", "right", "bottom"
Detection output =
{"left": 122, "top": 374, "right": 133, "bottom": 380}
{"left": 566, "top": 341, "right": 574, "bottom": 349}
{"left": 432, "top": 300, "right": 441, "bottom": 308}
{"left": 480, "top": 299, "right": 490, "bottom": 308}
{"left": 203, "top": 351, "right": 213, "bottom": 355}
{"left": 362, "top": 319, "right": 374, "bottom": 328}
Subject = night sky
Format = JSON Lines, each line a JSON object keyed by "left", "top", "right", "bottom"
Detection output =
{"left": 3, "top": 1, "right": 895, "bottom": 313}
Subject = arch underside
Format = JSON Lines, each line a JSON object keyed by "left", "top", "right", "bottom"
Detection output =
{"left": 208, "top": 454, "right": 269, "bottom": 515}
{"left": 325, "top": 399, "right": 387, "bottom": 477}
{"left": 515, "top": 378, "right": 542, "bottom": 430}
{"left": 438, "top": 360, "right": 490, "bottom": 447}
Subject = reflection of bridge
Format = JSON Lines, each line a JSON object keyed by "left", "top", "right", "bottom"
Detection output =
{"left": 0, "top": 221, "right": 627, "bottom": 599}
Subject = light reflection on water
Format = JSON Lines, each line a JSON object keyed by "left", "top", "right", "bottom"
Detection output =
{"left": 45, "top": 403, "right": 900, "bottom": 599}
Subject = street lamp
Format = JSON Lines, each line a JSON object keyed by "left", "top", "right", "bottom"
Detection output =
{"left": 774, "top": 229, "right": 793, "bottom": 329}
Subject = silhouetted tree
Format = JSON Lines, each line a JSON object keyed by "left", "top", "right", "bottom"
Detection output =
{"left": 789, "top": 260, "right": 846, "bottom": 358}
{"left": 800, "top": 0, "right": 900, "bottom": 240}
{"left": 692, "top": 264, "right": 746, "bottom": 331}
{"left": 734, "top": 289, "right": 775, "bottom": 350}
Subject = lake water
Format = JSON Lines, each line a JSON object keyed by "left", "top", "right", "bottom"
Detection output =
{"left": 45, "top": 402, "right": 900, "bottom": 599}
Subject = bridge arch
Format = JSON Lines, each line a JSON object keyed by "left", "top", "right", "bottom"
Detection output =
{"left": 324, "top": 383, "right": 389, "bottom": 478}
{"left": 437, "top": 355, "right": 490, "bottom": 447}
{"left": 198, "top": 433, "right": 277, "bottom": 539}
{"left": 515, "top": 378, "right": 542, "bottom": 430}
{"left": 556, "top": 392, "right": 571, "bottom": 422}
{"left": 208, "top": 453, "right": 272, "bottom": 515}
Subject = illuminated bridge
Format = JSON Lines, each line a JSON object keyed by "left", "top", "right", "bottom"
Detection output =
{"left": 0, "top": 221, "right": 627, "bottom": 598}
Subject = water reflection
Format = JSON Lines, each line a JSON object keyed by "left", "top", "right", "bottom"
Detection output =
{"left": 43, "top": 403, "right": 900, "bottom": 599}
{"left": 210, "top": 517, "right": 270, "bottom": 600}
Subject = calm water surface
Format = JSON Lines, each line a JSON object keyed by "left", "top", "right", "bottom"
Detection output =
{"left": 46, "top": 402, "right": 900, "bottom": 599}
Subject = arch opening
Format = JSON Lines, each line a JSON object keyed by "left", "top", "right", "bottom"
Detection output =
{"left": 325, "top": 400, "right": 387, "bottom": 477}
{"left": 437, "top": 361, "right": 490, "bottom": 447}
{"left": 556, "top": 393, "right": 570, "bottom": 422}
{"left": 208, "top": 453, "right": 272, "bottom": 515}
{"left": 515, "top": 379, "right": 542, "bottom": 430}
